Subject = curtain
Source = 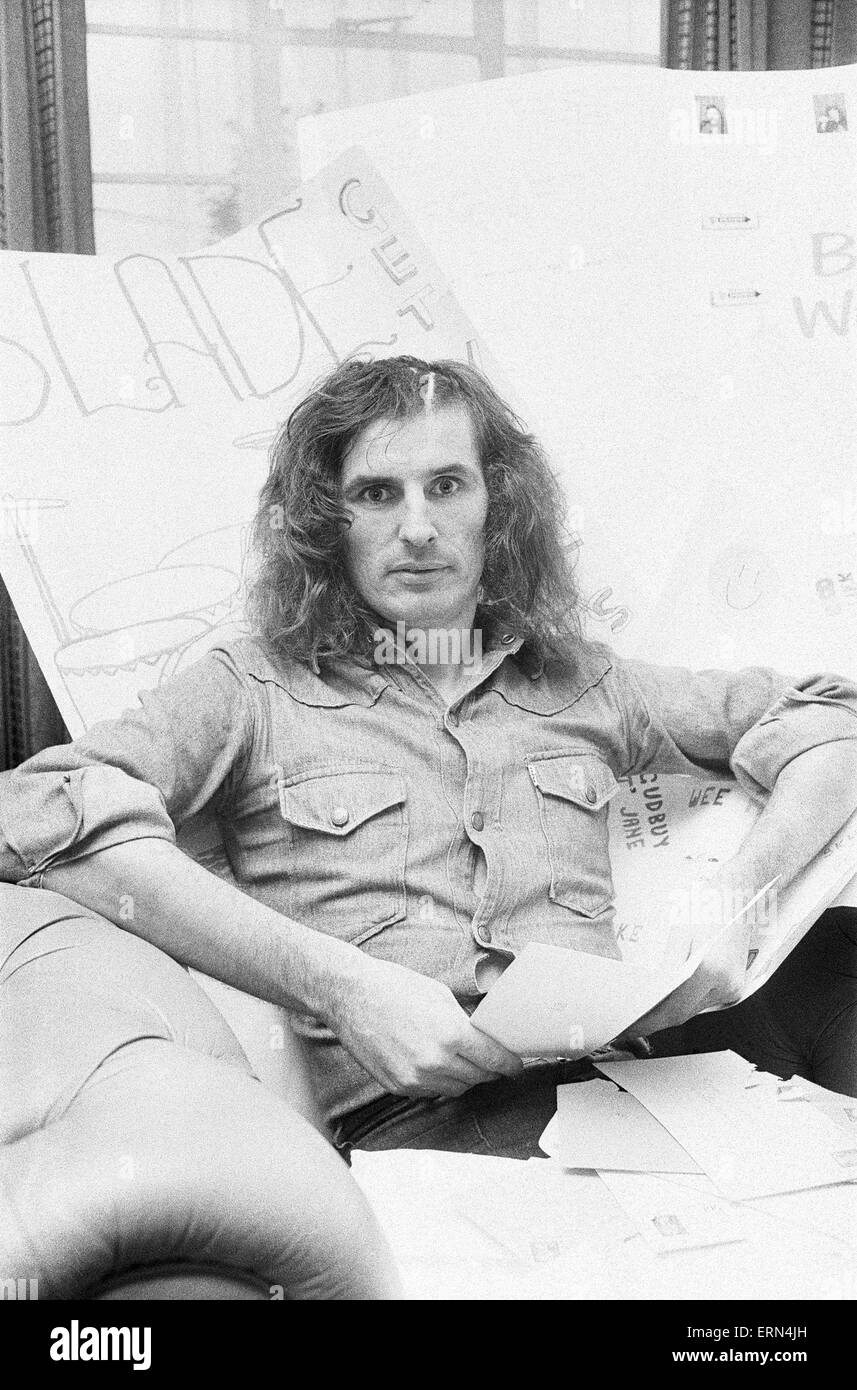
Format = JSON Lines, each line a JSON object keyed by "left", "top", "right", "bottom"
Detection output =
{"left": 662, "top": 0, "right": 857, "bottom": 68}
{"left": 0, "top": 0, "right": 93, "bottom": 769}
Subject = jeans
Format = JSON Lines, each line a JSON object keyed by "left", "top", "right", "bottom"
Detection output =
{"left": 340, "top": 908, "right": 857, "bottom": 1160}
{"left": 340, "top": 1058, "right": 598, "bottom": 1160}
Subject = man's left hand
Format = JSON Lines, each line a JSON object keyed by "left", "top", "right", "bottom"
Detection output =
{"left": 613, "top": 876, "right": 759, "bottom": 1042}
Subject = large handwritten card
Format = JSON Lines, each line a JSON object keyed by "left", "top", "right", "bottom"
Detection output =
{"left": 0, "top": 151, "right": 492, "bottom": 735}
{"left": 301, "top": 62, "right": 857, "bottom": 672}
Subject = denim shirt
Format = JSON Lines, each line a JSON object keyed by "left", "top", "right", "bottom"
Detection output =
{"left": 2, "top": 631, "right": 856, "bottom": 1127}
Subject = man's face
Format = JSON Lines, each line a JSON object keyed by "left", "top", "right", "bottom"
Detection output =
{"left": 339, "top": 403, "right": 489, "bottom": 632}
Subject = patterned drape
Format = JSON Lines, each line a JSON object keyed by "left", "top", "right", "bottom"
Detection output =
{"left": 0, "top": 0, "right": 93, "bottom": 769}
{"left": 662, "top": 0, "right": 857, "bottom": 68}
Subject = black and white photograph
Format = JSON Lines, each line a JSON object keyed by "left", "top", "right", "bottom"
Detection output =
{"left": 1, "top": 0, "right": 856, "bottom": 1363}
{"left": 696, "top": 91, "right": 727, "bottom": 130}
{"left": 814, "top": 88, "right": 848, "bottom": 128}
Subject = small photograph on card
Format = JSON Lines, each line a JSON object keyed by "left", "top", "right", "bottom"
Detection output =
{"left": 814, "top": 93, "right": 848, "bottom": 133}
{"left": 696, "top": 96, "right": 727, "bottom": 135}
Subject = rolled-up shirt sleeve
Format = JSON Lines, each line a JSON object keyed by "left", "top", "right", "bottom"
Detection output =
{"left": 614, "top": 657, "right": 857, "bottom": 803}
{"left": 0, "top": 644, "right": 254, "bottom": 886}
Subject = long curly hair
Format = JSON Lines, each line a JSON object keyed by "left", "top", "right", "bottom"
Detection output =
{"left": 246, "top": 355, "right": 584, "bottom": 672}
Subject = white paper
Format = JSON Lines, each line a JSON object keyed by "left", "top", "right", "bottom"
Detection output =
{"left": 737, "top": 810, "right": 857, "bottom": 1000}
{"left": 538, "top": 1079, "right": 701, "bottom": 1173}
{"left": 470, "top": 886, "right": 774, "bottom": 1058}
{"left": 832, "top": 876, "right": 857, "bottom": 909}
{"left": 596, "top": 1170, "right": 746, "bottom": 1253}
{"left": 349, "top": 1149, "right": 517, "bottom": 1266}
{"left": 349, "top": 1148, "right": 628, "bottom": 1300}
{"left": 596, "top": 1053, "right": 857, "bottom": 1201}
{"left": 794, "top": 1079, "right": 857, "bottom": 1133}
{"left": 350, "top": 1145, "right": 857, "bottom": 1299}
{"left": 469, "top": 941, "right": 691, "bottom": 1058}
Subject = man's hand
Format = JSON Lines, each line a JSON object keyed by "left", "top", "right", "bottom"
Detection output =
{"left": 613, "top": 876, "right": 762, "bottom": 1042}
{"left": 325, "top": 954, "right": 523, "bottom": 1098}
{"left": 619, "top": 739, "right": 857, "bottom": 1044}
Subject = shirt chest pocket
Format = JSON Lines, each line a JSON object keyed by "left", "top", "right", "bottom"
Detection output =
{"left": 528, "top": 753, "right": 619, "bottom": 918}
{"left": 276, "top": 766, "right": 408, "bottom": 943}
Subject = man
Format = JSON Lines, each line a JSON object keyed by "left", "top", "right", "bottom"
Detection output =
{"left": 2, "top": 356, "right": 857, "bottom": 1158}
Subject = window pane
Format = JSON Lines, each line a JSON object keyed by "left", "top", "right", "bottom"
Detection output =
{"left": 86, "top": 1, "right": 662, "bottom": 257}
{"left": 399, "top": 50, "right": 481, "bottom": 94}
{"left": 267, "top": 1, "right": 473, "bottom": 37}
{"left": 88, "top": 33, "right": 242, "bottom": 182}
{"left": 505, "top": 0, "right": 660, "bottom": 56}
{"left": 506, "top": 49, "right": 655, "bottom": 77}
{"left": 279, "top": 43, "right": 340, "bottom": 117}
{"left": 288, "top": 46, "right": 481, "bottom": 112}
{"left": 86, "top": 0, "right": 246, "bottom": 31}
{"left": 91, "top": 180, "right": 228, "bottom": 256}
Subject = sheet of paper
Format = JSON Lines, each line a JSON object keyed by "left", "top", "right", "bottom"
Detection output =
{"left": 349, "top": 1148, "right": 628, "bottom": 1300}
{"left": 746, "top": 1184, "right": 857, "bottom": 1265}
{"left": 470, "top": 888, "right": 773, "bottom": 1058}
{"left": 597, "top": 1052, "right": 857, "bottom": 1201}
{"left": 349, "top": 1149, "right": 516, "bottom": 1267}
{"left": 827, "top": 878, "right": 855, "bottom": 911}
{"left": 832, "top": 875, "right": 857, "bottom": 909}
{"left": 735, "top": 808, "right": 857, "bottom": 1001}
{"left": 469, "top": 941, "right": 694, "bottom": 1058}
{"left": 596, "top": 1170, "right": 746, "bottom": 1253}
{"left": 538, "top": 1079, "right": 701, "bottom": 1173}
{"left": 352, "top": 1145, "right": 857, "bottom": 1299}
{"left": 793, "top": 1078, "right": 857, "bottom": 1133}
{"left": 715, "top": 1080, "right": 857, "bottom": 1264}
{"left": 0, "top": 149, "right": 496, "bottom": 735}
{"left": 349, "top": 1146, "right": 857, "bottom": 1299}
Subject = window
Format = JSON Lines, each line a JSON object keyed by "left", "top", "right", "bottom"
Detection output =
{"left": 87, "top": 0, "right": 660, "bottom": 256}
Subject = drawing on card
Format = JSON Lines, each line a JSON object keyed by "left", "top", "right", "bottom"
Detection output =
{"left": 707, "top": 543, "right": 770, "bottom": 612}
{"left": 2, "top": 496, "right": 250, "bottom": 726}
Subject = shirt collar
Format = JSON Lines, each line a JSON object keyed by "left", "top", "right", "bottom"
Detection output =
{"left": 235, "top": 629, "right": 568, "bottom": 709}
{"left": 237, "top": 637, "right": 388, "bottom": 708}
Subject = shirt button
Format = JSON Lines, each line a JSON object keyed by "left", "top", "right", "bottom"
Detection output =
{"left": 585, "top": 785, "right": 597, "bottom": 805}
{"left": 471, "top": 811, "right": 484, "bottom": 831}
{"left": 477, "top": 925, "right": 492, "bottom": 944}
{"left": 330, "top": 806, "right": 350, "bottom": 827}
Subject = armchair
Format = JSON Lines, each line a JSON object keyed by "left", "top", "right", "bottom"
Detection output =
{"left": 0, "top": 880, "right": 400, "bottom": 1300}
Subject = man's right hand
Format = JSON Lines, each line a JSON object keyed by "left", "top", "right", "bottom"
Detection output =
{"left": 325, "top": 954, "right": 523, "bottom": 1099}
